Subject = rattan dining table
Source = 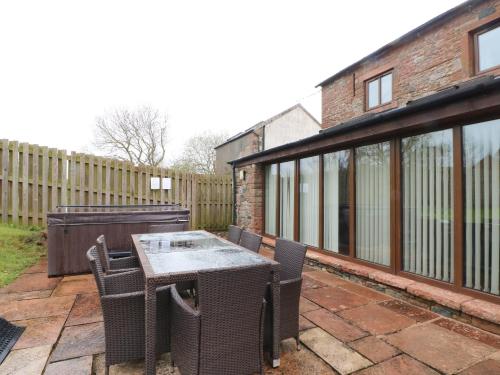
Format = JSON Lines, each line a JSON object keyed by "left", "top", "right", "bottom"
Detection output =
{"left": 131, "top": 230, "right": 281, "bottom": 375}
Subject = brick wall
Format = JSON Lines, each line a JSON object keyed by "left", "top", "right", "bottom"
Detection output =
{"left": 234, "top": 163, "right": 263, "bottom": 233}
{"left": 322, "top": 0, "right": 500, "bottom": 128}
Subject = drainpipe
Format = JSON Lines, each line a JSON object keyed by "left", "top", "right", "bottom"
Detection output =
{"left": 231, "top": 161, "right": 237, "bottom": 225}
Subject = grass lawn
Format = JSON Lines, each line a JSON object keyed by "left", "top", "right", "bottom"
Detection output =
{"left": 0, "top": 224, "right": 47, "bottom": 287}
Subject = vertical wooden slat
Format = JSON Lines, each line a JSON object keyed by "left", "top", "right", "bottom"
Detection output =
{"left": 96, "top": 157, "right": 102, "bottom": 205}
{"left": 129, "top": 163, "right": 135, "bottom": 205}
{"left": 137, "top": 166, "right": 143, "bottom": 205}
{"left": 22, "top": 143, "right": 29, "bottom": 225}
{"left": 192, "top": 174, "right": 198, "bottom": 229}
{"left": 41, "top": 146, "right": 49, "bottom": 226}
{"left": 79, "top": 154, "right": 86, "bottom": 205}
{"left": 145, "top": 166, "right": 151, "bottom": 204}
{"left": 11, "top": 141, "right": 19, "bottom": 224}
{"left": 51, "top": 148, "right": 59, "bottom": 210}
{"left": 60, "top": 150, "right": 67, "bottom": 206}
{"left": 88, "top": 155, "right": 94, "bottom": 205}
{"left": 105, "top": 159, "right": 111, "bottom": 205}
{"left": 121, "top": 161, "right": 128, "bottom": 205}
{"left": 113, "top": 159, "right": 119, "bottom": 205}
{"left": 1, "top": 140, "right": 9, "bottom": 223}
{"left": 32, "top": 146, "right": 39, "bottom": 225}
{"left": 70, "top": 152, "right": 77, "bottom": 205}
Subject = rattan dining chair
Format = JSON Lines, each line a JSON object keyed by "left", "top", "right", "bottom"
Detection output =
{"left": 148, "top": 222, "right": 189, "bottom": 233}
{"left": 265, "top": 238, "right": 307, "bottom": 350}
{"left": 227, "top": 225, "right": 243, "bottom": 244}
{"left": 87, "top": 246, "right": 170, "bottom": 375}
{"left": 170, "top": 264, "right": 270, "bottom": 375}
{"left": 96, "top": 235, "right": 140, "bottom": 274}
{"left": 239, "top": 230, "right": 263, "bottom": 253}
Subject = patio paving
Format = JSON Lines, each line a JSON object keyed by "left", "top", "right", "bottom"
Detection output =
{"left": 0, "top": 256, "right": 499, "bottom": 374}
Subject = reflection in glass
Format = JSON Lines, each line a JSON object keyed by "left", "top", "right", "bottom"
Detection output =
{"left": 356, "top": 142, "right": 390, "bottom": 266}
{"left": 280, "top": 161, "right": 295, "bottom": 240}
{"left": 265, "top": 164, "right": 277, "bottom": 235}
{"left": 402, "top": 129, "right": 454, "bottom": 282}
{"left": 324, "top": 151, "right": 350, "bottom": 255}
{"left": 478, "top": 25, "right": 500, "bottom": 72}
{"left": 381, "top": 73, "right": 393, "bottom": 104}
{"left": 463, "top": 119, "right": 500, "bottom": 295}
{"left": 368, "top": 79, "right": 379, "bottom": 109}
{"left": 300, "top": 156, "right": 319, "bottom": 247}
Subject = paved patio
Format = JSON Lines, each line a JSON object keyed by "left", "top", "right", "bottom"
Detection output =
{"left": 0, "top": 254, "right": 499, "bottom": 375}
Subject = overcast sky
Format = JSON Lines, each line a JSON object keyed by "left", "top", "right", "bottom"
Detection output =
{"left": 0, "top": 0, "right": 465, "bottom": 163}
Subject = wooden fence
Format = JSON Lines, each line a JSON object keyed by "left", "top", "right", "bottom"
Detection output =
{"left": 0, "top": 139, "right": 233, "bottom": 229}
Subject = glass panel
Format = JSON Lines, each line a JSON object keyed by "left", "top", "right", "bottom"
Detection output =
{"left": 300, "top": 156, "right": 319, "bottom": 247}
{"left": 324, "top": 150, "right": 350, "bottom": 255}
{"left": 368, "top": 79, "right": 380, "bottom": 109}
{"left": 356, "top": 142, "right": 390, "bottom": 266}
{"left": 136, "top": 231, "right": 271, "bottom": 275}
{"left": 478, "top": 25, "right": 500, "bottom": 72}
{"left": 265, "top": 164, "right": 277, "bottom": 235}
{"left": 402, "top": 129, "right": 454, "bottom": 282}
{"left": 463, "top": 119, "right": 500, "bottom": 295}
{"left": 381, "top": 73, "right": 393, "bottom": 104}
{"left": 280, "top": 161, "right": 295, "bottom": 240}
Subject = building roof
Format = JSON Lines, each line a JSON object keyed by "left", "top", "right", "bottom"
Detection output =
{"left": 232, "top": 75, "right": 500, "bottom": 165}
{"left": 316, "top": 0, "right": 484, "bottom": 88}
{"left": 214, "top": 103, "right": 320, "bottom": 149}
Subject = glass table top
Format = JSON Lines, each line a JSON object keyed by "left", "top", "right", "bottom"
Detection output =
{"left": 135, "top": 230, "right": 271, "bottom": 275}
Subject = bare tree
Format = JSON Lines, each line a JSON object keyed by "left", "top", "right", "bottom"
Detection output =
{"left": 94, "top": 106, "right": 168, "bottom": 166}
{"left": 171, "top": 131, "right": 228, "bottom": 174}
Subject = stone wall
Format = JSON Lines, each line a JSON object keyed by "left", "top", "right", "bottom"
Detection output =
{"left": 234, "top": 163, "right": 263, "bottom": 232}
{"left": 321, "top": 0, "right": 500, "bottom": 128}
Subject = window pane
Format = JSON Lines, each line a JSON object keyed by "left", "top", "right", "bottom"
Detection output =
{"left": 368, "top": 79, "right": 380, "bottom": 109}
{"left": 324, "top": 150, "right": 350, "bottom": 255}
{"left": 463, "top": 119, "right": 500, "bottom": 295}
{"left": 280, "top": 161, "right": 295, "bottom": 240}
{"left": 402, "top": 129, "right": 454, "bottom": 282}
{"left": 300, "top": 156, "right": 319, "bottom": 247}
{"left": 356, "top": 142, "right": 390, "bottom": 266}
{"left": 381, "top": 73, "right": 392, "bottom": 104}
{"left": 478, "top": 25, "right": 500, "bottom": 72}
{"left": 265, "top": 164, "right": 277, "bottom": 235}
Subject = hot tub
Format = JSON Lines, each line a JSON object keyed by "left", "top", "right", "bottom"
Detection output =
{"left": 47, "top": 205, "right": 190, "bottom": 276}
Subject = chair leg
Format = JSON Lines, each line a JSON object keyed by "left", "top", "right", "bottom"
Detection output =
{"left": 105, "top": 366, "right": 110, "bottom": 375}
{"left": 296, "top": 335, "right": 301, "bottom": 351}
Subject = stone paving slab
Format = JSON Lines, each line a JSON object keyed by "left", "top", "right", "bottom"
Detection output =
{"left": 44, "top": 355, "right": 93, "bottom": 375}
{"left": 0, "top": 289, "right": 52, "bottom": 304}
{"left": 299, "top": 296, "right": 321, "bottom": 314}
{"left": 354, "top": 354, "right": 439, "bottom": 375}
{"left": 302, "top": 270, "right": 350, "bottom": 287}
{"left": 52, "top": 275, "right": 98, "bottom": 296}
{"left": 0, "top": 273, "right": 61, "bottom": 294}
{"left": 0, "top": 295, "right": 75, "bottom": 321}
{"left": 300, "top": 327, "right": 372, "bottom": 374}
{"left": 303, "top": 308, "right": 368, "bottom": 342}
{"left": 458, "top": 358, "right": 500, "bottom": 375}
{"left": 65, "top": 293, "right": 103, "bottom": 326}
{"left": 337, "top": 282, "right": 392, "bottom": 302}
{"left": 23, "top": 258, "right": 48, "bottom": 274}
{"left": 50, "top": 322, "right": 105, "bottom": 362}
{"left": 348, "top": 336, "right": 400, "bottom": 363}
{"left": 301, "top": 274, "right": 328, "bottom": 290}
{"left": 338, "top": 303, "right": 415, "bottom": 335}
{"left": 379, "top": 299, "right": 438, "bottom": 322}
{"left": 13, "top": 315, "right": 66, "bottom": 349}
{"left": 0, "top": 345, "right": 52, "bottom": 375}
{"left": 385, "top": 324, "right": 497, "bottom": 374}
{"left": 432, "top": 317, "right": 500, "bottom": 349}
{"left": 299, "top": 315, "right": 316, "bottom": 331}
{"left": 302, "top": 286, "right": 371, "bottom": 312}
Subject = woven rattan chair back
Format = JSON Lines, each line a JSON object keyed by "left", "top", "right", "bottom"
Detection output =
{"left": 95, "top": 235, "right": 111, "bottom": 272}
{"left": 274, "top": 238, "right": 307, "bottom": 280}
{"left": 227, "top": 225, "right": 243, "bottom": 244}
{"left": 148, "top": 222, "right": 187, "bottom": 233}
{"left": 239, "top": 230, "right": 262, "bottom": 253}
{"left": 87, "top": 246, "right": 106, "bottom": 296}
{"left": 197, "top": 265, "right": 270, "bottom": 374}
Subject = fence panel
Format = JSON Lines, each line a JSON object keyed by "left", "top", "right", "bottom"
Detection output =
{"left": 0, "top": 139, "right": 232, "bottom": 230}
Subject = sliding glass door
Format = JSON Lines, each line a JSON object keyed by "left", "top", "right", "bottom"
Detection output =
{"left": 264, "top": 164, "right": 277, "bottom": 236}
{"left": 280, "top": 161, "right": 295, "bottom": 240}
{"left": 324, "top": 150, "right": 350, "bottom": 254}
{"left": 463, "top": 119, "right": 500, "bottom": 295}
{"left": 356, "top": 142, "right": 390, "bottom": 266}
{"left": 300, "top": 156, "right": 319, "bottom": 247}
{"left": 402, "top": 129, "right": 454, "bottom": 282}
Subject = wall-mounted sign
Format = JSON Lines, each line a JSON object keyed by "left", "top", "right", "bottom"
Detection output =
{"left": 162, "top": 177, "right": 172, "bottom": 190}
{"left": 150, "top": 177, "right": 160, "bottom": 190}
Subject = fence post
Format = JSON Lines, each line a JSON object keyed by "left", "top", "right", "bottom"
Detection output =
{"left": 32, "top": 145, "right": 40, "bottom": 226}
{"left": 22, "top": 143, "right": 29, "bottom": 225}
